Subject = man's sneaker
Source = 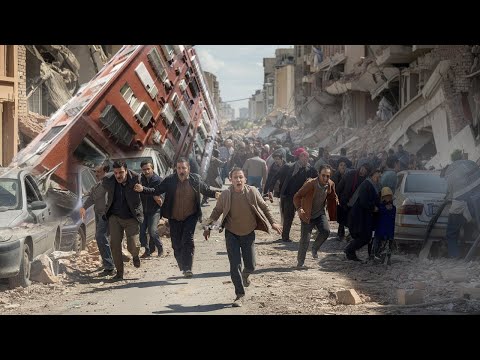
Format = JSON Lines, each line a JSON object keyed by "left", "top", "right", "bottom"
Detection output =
{"left": 282, "top": 238, "right": 293, "bottom": 243}
{"left": 157, "top": 248, "right": 164, "bottom": 257}
{"left": 242, "top": 271, "right": 251, "bottom": 287}
{"left": 112, "top": 273, "right": 123, "bottom": 281}
{"left": 296, "top": 263, "right": 308, "bottom": 270}
{"left": 140, "top": 252, "right": 151, "bottom": 259}
{"left": 183, "top": 270, "right": 193, "bottom": 278}
{"left": 98, "top": 268, "right": 115, "bottom": 276}
{"left": 133, "top": 256, "right": 141, "bottom": 268}
{"left": 311, "top": 249, "right": 318, "bottom": 259}
{"left": 232, "top": 295, "right": 244, "bottom": 307}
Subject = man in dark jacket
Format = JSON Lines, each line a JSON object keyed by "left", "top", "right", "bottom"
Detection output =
{"left": 335, "top": 164, "right": 370, "bottom": 240}
{"left": 267, "top": 150, "right": 318, "bottom": 242}
{"left": 139, "top": 160, "right": 164, "bottom": 258}
{"left": 134, "top": 157, "right": 217, "bottom": 278}
{"left": 103, "top": 160, "right": 144, "bottom": 280}
{"left": 80, "top": 163, "right": 114, "bottom": 275}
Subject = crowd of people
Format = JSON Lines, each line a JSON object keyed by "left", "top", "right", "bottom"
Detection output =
{"left": 78, "top": 132, "right": 476, "bottom": 308}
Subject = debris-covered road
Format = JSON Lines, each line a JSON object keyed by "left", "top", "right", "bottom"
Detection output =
{"left": 1, "top": 198, "right": 480, "bottom": 315}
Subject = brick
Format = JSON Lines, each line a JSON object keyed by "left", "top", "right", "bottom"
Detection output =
{"left": 414, "top": 281, "right": 427, "bottom": 290}
{"left": 397, "top": 289, "right": 425, "bottom": 305}
{"left": 441, "top": 270, "right": 467, "bottom": 283}
{"left": 458, "top": 285, "right": 480, "bottom": 300}
{"left": 336, "top": 289, "right": 362, "bottom": 305}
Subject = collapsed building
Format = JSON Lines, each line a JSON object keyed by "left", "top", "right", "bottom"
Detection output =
{"left": 1, "top": 45, "right": 121, "bottom": 167}
{"left": 11, "top": 45, "right": 218, "bottom": 198}
{"left": 290, "top": 45, "right": 480, "bottom": 168}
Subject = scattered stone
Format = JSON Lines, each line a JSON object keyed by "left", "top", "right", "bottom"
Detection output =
{"left": 4, "top": 304, "right": 20, "bottom": 309}
{"left": 30, "top": 254, "right": 58, "bottom": 284}
{"left": 336, "top": 289, "right": 362, "bottom": 305}
{"left": 441, "top": 270, "right": 467, "bottom": 283}
{"left": 397, "top": 289, "right": 425, "bottom": 305}
{"left": 414, "top": 281, "right": 427, "bottom": 290}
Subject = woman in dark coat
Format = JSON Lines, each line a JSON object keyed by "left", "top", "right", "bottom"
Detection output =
{"left": 331, "top": 160, "right": 347, "bottom": 239}
{"left": 344, "top": 168, "right": 381, "bottom": 261}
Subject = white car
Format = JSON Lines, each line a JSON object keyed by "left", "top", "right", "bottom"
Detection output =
{"left": 394, "top": 170, "right": 449, "bottom": 245}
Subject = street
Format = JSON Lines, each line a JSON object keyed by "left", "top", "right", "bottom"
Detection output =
{"left": 2, "top": 195, "right": 480, "bottom": 315}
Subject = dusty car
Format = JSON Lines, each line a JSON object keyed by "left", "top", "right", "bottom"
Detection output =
{"left": 47, "top": 165, "right": 97, "bottom": 252}
{"left": 394, "top": 170, "right": 449, "bottom": 246}
{"left": 0, "top": 167, "right": 61, "bottom": 288}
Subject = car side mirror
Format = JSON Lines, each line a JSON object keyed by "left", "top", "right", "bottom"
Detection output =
{"left": 30, "top": 200, "right": 47, "bottom": 210}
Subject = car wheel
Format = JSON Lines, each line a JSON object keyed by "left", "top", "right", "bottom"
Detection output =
{"left": 74, "top": 227, "right": 86, "bottom": 254}
{"left": 8, "top": 243, "right": 32, "bottom": 289}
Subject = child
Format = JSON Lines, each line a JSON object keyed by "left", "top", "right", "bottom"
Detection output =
{"left": 372, "top": 187, "right": 396, "bottom": 265}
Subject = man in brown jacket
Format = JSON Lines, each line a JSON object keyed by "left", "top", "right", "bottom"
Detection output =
{"left": 204, "top": 167, "right": 282, "bottom": 307}
{"left": 293, "top": 164, "right": 338, "bottom": 269}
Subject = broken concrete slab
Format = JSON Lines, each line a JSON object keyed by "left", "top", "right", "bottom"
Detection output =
{"left": 336, "top": 289, "right": 362, "bottom": 305}
{"left": 441, "top": 270, "right": 467, "bottom": 283}
{"left": 30, "top": 254, "right": 58, "bottom": 284}
{"left": 458, "top": 285, "right": 480, "bottom": 300}
{"left": 397, "top": 289, "right": 425, "bottom": 305}
{"left": 414, "top": 281, "right": 427, "bottom": 290}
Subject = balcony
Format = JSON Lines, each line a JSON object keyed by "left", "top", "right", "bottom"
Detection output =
{"left": 376, "top": 45, "right": 415, "bottom": 66}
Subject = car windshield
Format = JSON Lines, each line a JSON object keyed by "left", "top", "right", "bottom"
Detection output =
{"left": 0, "top": 179, "right": 21, "bottom": 210}
{"left": 120, "top": 157, "right": 153, "bottom": 174}
{"left": 405, "top": 173, "right": 448, "bottom": 194}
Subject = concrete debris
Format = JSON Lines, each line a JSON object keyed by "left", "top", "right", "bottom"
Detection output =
{"left": 397, "top": 289, "right": 425, "bottom": 305}
{"left": 414, "top": 281, "right": 427, "bottom": 290}
{"left": 336, "top": 289, "right": 362, "bottom": 305}
{"left": 458, "top": 285, "right": 480, "bottom": 300}
{"left": 30, "top": 254, "right": 58, "bottom": 284}
{"left": 50, "top": 251, "right": 77, "bottom": 260}
{"left": 441, "top": 270, "right": 468, "bottom": 283}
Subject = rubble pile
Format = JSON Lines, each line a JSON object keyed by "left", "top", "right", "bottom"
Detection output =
{"left": 246, "top": 209, "right": 480, "bottom": 315}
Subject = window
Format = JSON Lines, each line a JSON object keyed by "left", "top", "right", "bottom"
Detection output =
{"left": 405, "top": 174, "right": 447, "bottom": 194}
{"left": 30, "top": 125, "right": 66, "bottom": 154}
{"left": 135, "top": 62, "right": 157, "bottom": 99}
{"left": 155, "top": 154, "right": 170, "bottom": 177}
{"left": 162, "top": 45, "right": 175, "bottom": 61}
{"left": 81, "top": 169, "right": 97, "bottom": 195}
{"left": 0, "top": 179, "right": 20, "bottom": 209}
{"left": 73, "top": 137, "right": 108, "bottom": 167}
{"left": 28, "top": 85, "right": 42, "bottom": 114}
{"left": 169, "top": 117, "right": 182, "bottom": 142}
{"left": 24, "top": 177, "right": 40, "bottom": 204}
{"left": 147, "top": 47, "right": 169, "bottom": 82}
{"left": 120, "top": 83, "right": 141, "bottom": 113}
{"left": 26, "top": 176, "right": 43, "bottom": 201}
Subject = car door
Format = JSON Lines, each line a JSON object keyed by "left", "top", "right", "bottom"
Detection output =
{"left": 80, "top": 168, "right": 97, "bottom": 241}
{"left": 24, "top": 175, "right": 52, "bottom": 255}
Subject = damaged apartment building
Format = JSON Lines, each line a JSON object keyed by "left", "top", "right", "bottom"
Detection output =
{"left": 294, "top": 45, "right": 480, "bottom": 168}
{"left": 0, "top": 45, "right": 121, "bottom": 166}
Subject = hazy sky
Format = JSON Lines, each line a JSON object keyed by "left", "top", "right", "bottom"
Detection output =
{"left": 196, "top": 45, "right": 292, "bottom": 117}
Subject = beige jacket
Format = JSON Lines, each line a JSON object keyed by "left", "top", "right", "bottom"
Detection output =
{"left": 206, "top": 185, "right": 276, "bottom": 233}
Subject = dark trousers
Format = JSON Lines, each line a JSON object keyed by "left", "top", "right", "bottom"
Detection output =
{"left": 446, "top": 213, "right": 466, "bottom": 259}
{"left": 225, "top": 229, "right": 256, "bottom": 297}
{"left": 95, "top": 213, "right": 114, "bottom": 270}
{"left": 338, "top": 224, "right": 345, "bottom": 238}
{"left": 344, "top": 231, "right": 372, "bottom": 256}
{"left": 169, "top": 214, "right": 199, "bottom": 272}
{"left": 280, "top": 196, "right": 295, "bottom": 241}
{"left": 298, "top": 214, "right": 330, "bottom": 265}
{"left": 140, "top": 210, "right": 163, "bottom": 254}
